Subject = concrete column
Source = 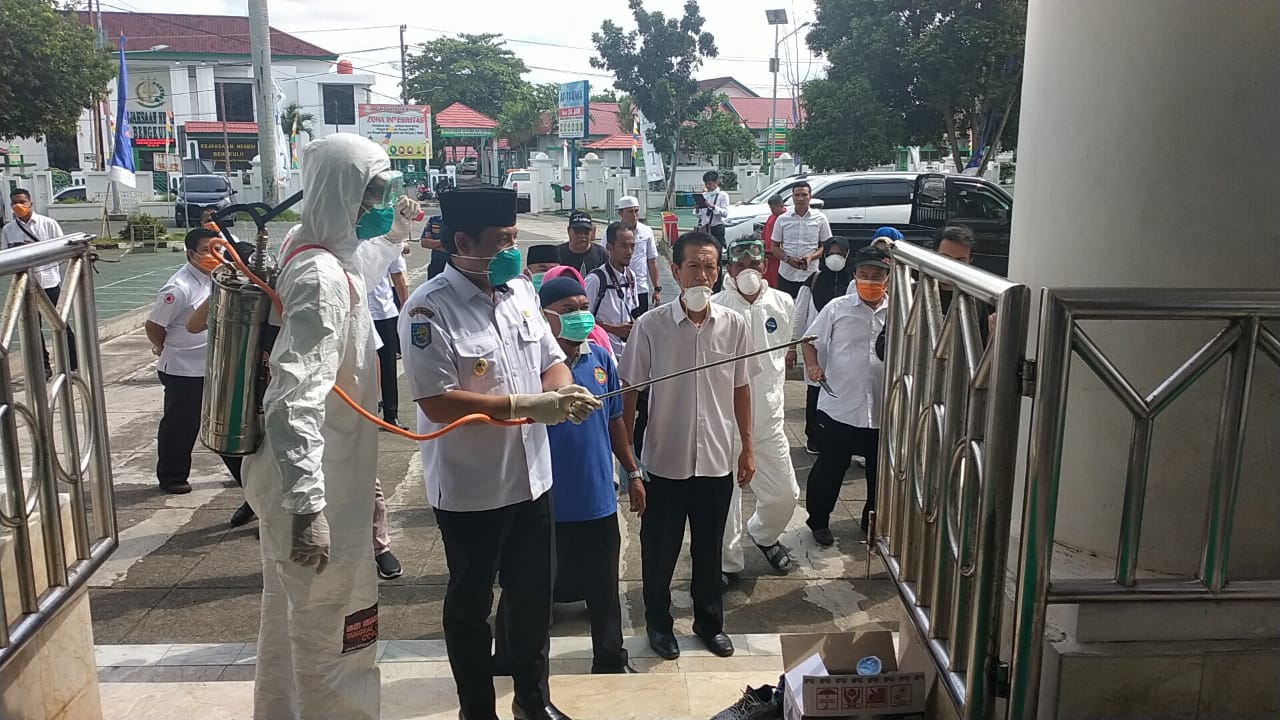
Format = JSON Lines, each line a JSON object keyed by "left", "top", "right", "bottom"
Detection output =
{"left": 169, "top": 66, "right": 192, "bottom": 129}
{"left": 193, "top": 66, "right": 217, "bottom": 121}
{"left": 530, "top": 154, "right": 554, "bottom": 214}
{"left": 1010, "top": 2, "right": 1280, "bottom": 717}
{"left": 580, "top": 153, "right": 605, "bottom": 210}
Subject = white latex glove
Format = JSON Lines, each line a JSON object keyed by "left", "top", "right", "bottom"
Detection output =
{"left": 388, "top": 196, "right": 422, "bottom": 241}
{"left": 557, "top": 383, "right": 604, "bottom": 424}
{"left": 290, "top": 511, "right": 330, "bottom": 574}
{"left": 509, "top": 385, "right": 603, "bottom": 425}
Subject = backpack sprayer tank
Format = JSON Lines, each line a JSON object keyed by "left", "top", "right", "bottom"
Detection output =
{"left": 199, "top": 193, "right": 301, "bottom": 456}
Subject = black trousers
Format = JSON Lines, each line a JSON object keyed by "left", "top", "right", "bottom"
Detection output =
{"left": 436, "top": 493, "right": 555, "bottom": 719}
{"left": 40, "top": 284, "right": 78, "bottom": 374}
{"left": 805, "top": 411, "right": 879, "bottom": 532}
{"left": 637, "top": 292, "right": 650, "bottom": 315}
{"left": 156, "top": 372, "right": 242, "bottom": 488}
{"left": 641, "top": 473, "right": 734, "bottom": 635}
{"left": 776, "top": 275, "right": 811, "bottom": 299}
{"left": 633, "top": 389, "right": 650, "bottom": 460}
{"left": 553, "top": 513, "right": 627, "bottom": 672}
{"left": 372, "top": 316, "right": 400, "bottom": 422}
{"left": 804, "top": 384, "right": 820, "bottom": 446}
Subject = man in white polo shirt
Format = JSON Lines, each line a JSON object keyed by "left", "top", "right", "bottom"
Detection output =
{"left": 615, "top": 195, "right": 661, "bottom": 313}
{"left": 3, "top": 187, "right": 77, "bottom": 377}
{"left": 770, "top": 182, "right": 832, "bottom": 299}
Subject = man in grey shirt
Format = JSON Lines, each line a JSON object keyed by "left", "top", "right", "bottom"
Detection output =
{"left": 620, "top": 231, "right": 756, "bottom": 661}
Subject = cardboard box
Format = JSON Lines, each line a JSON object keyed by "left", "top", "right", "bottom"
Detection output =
{"left": 781, "top": 631, "right": 933, "bottom": 720}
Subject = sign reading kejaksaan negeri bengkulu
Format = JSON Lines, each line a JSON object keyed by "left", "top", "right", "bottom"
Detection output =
{"left": 358, "top": 104, "right": 433, "bottom": 160}
{"left": 558, "top": 81, "right": 589, "bottom": 140}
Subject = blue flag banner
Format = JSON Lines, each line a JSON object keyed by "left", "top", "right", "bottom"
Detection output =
{"left": 109, "top": 33, "right": 135, "bottom": 188}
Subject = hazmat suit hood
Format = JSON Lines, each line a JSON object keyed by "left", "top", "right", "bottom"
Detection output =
{"left": 293, "top": 133, "right": 391, "bottom": 264}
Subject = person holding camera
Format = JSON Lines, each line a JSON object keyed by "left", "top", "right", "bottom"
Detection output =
{"left": 583, "top": 222, "right": 640, "bottom": 360}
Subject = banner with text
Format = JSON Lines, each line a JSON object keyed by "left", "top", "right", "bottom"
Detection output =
{"left": 558, "top": 81, "right": 590, "bottom": 140}
{"left": 638, "top": 109, "right": 664, "bottom": 182}
{"left": 357, "top": 104, "right": 433, "bottom": 160}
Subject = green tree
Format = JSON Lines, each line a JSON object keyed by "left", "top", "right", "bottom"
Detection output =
{"left": 789, "top": 77, "right": 897, "bottom": 172}
{"left": 806, "top": 0, "right": 1026, "bottom": 174}
{"left": 497, "top": 96, "right": 542, "bottom": 166}
{"left": 684, "top": 107, "right": 758, "bottom": 167}
{"left": 0, "top": 0, "right": 116, "bottom": 141}
{"left": 591, "top": 0, "right": 718, "bottom": 209}
{"left": 591, "top": 89, "right": 619, "bottom": 103}
{"left": 404, "top": 33, "right": 528, "bottom": 119}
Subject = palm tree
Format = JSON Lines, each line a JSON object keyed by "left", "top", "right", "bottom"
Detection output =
{"left": 615, "top": 95, "right": 636, "bottom": 134}
{"left": 280, "top": 102, "right": 316, "bottom": 160}
{"left": 498, "top": 98, "right": 542, "bottom": 166}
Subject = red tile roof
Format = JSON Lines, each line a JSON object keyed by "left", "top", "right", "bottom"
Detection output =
{"left": 183, "top": 121, "right": 259, "bottom": 134}
{"left": 584, "top": 133, "right": 639, "bottom": 151}
{"left": 436, "top": 102, "right": 497, "bottom": 129}
{"left": 77, "top": 11, "right": 336, "bottom": 58}
{"left": 535, "top": 103, "right": 632, "bottom": 138}
{"left": 724, "top": 97, "right": 802, "bottom": 130}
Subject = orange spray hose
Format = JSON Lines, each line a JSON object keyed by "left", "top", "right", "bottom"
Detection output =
{"left": 209, "top": 237, "right": 532, "bottom": 440}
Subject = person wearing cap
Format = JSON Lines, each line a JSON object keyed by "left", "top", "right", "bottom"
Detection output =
{"left": 620, "top": 230, "right": 755, "bottom": 661}
{"left": 583, "top": 222, "right": 639, "bottom": 359}
{"left": 801, "top": 245, "right": 890, "bottom": 547}
{"left": 525, "top": 244, "right": 560, "bottom": 293}
{"left": 557, "top": 211, "right": 608, "bottom": 277}
{"left": 789, "top": 237, "right": 853, "bottom": 455}
{"left": 615, "top": 195, "right": 662, "bottom": 312}
{"left": 398, "top": 187, "right": 600, "bottom": 720}
{"left": 539, "top": 275, "right": 643, "bottom": 675}
{"left": 771, "top": 182, "right": 833, "bottom": 299}
{"left": 712, "top": 236, "right": 799, "bottom": 580}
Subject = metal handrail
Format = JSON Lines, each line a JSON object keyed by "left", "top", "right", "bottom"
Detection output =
{"left": 0, "top": 234, "right": 118, "bottom": 669}
{"left": 875, "top": 239, "right": 1031, "bottom": 720}
{"left": 1005, "top": 287, "right": 1280, "bottom": 719}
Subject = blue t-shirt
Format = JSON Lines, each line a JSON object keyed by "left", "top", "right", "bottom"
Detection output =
{"left": 548, "top": 343, "right": 623, "bottom": 522}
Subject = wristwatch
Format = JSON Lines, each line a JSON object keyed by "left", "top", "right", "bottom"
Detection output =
{"left": 627, "top": 469, "right": 645, "bottom": 481}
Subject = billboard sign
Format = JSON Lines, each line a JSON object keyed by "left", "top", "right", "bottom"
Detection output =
{"left": 558, "top": 81, "right": 590, "bottom": 140}
{"left": 357, "top": 104, "right": 433, "bottom": 160}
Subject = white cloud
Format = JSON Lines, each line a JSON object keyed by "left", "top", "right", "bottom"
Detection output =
{"left": 111, "top": 0, "right": 822, "bottom": 105}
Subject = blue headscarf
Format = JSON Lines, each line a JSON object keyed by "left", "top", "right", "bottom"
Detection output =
{"left": 873, "top": 226, "right": 904, "bottom": 242}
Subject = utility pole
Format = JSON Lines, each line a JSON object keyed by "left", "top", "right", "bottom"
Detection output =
{"left": 248, "top": 0, "right": 279, "bottom": 205}
{"left": 768, "top": 27, "right": 779, "bottom": 183}
{"left": 399, "top": 24, "right": 409, "bottom": 104}
{"left": 91, "top": 0, "right": 107, "bottom": 171}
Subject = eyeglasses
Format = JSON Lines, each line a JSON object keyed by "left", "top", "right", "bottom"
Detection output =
{"left": 362, "top": 170, "right": 405, "bottom": 210}
{"left": 727, "top": 244, "right": 765, "bottom": 262}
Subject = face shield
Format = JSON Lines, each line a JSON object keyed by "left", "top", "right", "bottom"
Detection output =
{"left": 361, "top": 170, "right": 405, "bottom": 212}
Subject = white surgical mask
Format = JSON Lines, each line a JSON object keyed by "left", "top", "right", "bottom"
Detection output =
{"left": 682, "top": 285, "right": 713, "bottom": 312}
{"left": 824, "top": 254, "right": 847, "bottom": 272}
{"left": 734, "top": 268, "right": 763, "bottom": 296}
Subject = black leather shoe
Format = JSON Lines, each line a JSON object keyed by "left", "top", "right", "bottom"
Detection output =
{"left": 647, "top": 629, "right": 680, "bottom": 660}
{"left": 693, "top": 628, "right": 735, "bottom": 657}
{"left": 811, "top": 526, "right": 835, "bottom": 547}
{"left": 160, "top": 482, "right": 191, "bottom": 495}
{"left": 591, "top": 663, "right": 638, "bottom": 674}
{"left": 512, "top": 699, "right": 573, "bottom": 720}
{"left": 228, "top": 502, "right": 256, "bottom": 528}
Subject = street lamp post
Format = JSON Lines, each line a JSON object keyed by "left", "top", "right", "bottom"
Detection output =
{"left": 764, "top": 11, "right": 809, "bottom": 183}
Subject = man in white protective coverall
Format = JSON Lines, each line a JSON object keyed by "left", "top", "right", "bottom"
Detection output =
{"left": 712, "top": 235, "right": 800, "bottom": 582}
{"left": 242, "top": 133, "right": 421, "bottom": 720}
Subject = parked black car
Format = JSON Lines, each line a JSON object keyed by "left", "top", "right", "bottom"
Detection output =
{"left": 175, "top": 175, "right": 236, "bottom": 225}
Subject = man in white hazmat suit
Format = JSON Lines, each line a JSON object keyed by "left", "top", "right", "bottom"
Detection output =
{"left": 242, "top": 133, "right": 420, "bottom": 720}
{"left": 712, "top": 236, "right": 800, "bottom": 580}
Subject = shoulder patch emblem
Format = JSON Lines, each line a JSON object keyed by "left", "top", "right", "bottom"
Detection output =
{"left": 410, "top": 322, "right": 431, "bottom": 349}
{"left": 407, "top": 306, "right": 434, "bottom": 319}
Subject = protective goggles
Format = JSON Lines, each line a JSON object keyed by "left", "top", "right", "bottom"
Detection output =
{"left": 362, "top": 170, "right": 405, "bottom": 210}
{"left": 727, "top": 241, "right": 766, "bottom": 262}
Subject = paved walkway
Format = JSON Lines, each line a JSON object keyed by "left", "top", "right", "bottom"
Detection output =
{"left": 86, "top": 213, "right": 899, "bottom": 651}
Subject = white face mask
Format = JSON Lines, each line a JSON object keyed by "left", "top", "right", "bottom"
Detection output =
{"left": 734, "top": 268, "right": 763, "bottom": 296}
{"left": 824, "top": 254, "right": 847, "bottom": 272}
{"left": 682, "top": 285, "right": 713, "bottom": 312}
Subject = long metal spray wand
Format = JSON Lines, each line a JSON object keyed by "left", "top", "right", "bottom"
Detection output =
{"left": 598, "top": 335, "right": 817, "bottom": 400}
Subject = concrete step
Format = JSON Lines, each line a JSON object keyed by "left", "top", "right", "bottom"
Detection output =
{"left": 97, "top": 634, "right": 802, "bottom": 719}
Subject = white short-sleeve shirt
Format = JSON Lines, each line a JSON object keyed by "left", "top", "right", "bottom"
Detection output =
{"left": 399, "top": 265, "right": 567, "bottom": 511}
{"left": 147, "top": 263, "right": 212, "bottom": 377}
{"left": 806, "top": 293, "right": 887, "bottom": 428}
{"left": 773, "top": 209, "right": 833, "bottom": 283}
{"left": 627, "top": 222, "right": 660, "bottom": 294}
{"left": 367, "top": 255, "right": 407, "bottom": 321}
{"left": 1, "top": 213, "right": 64, "bottom": 289}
